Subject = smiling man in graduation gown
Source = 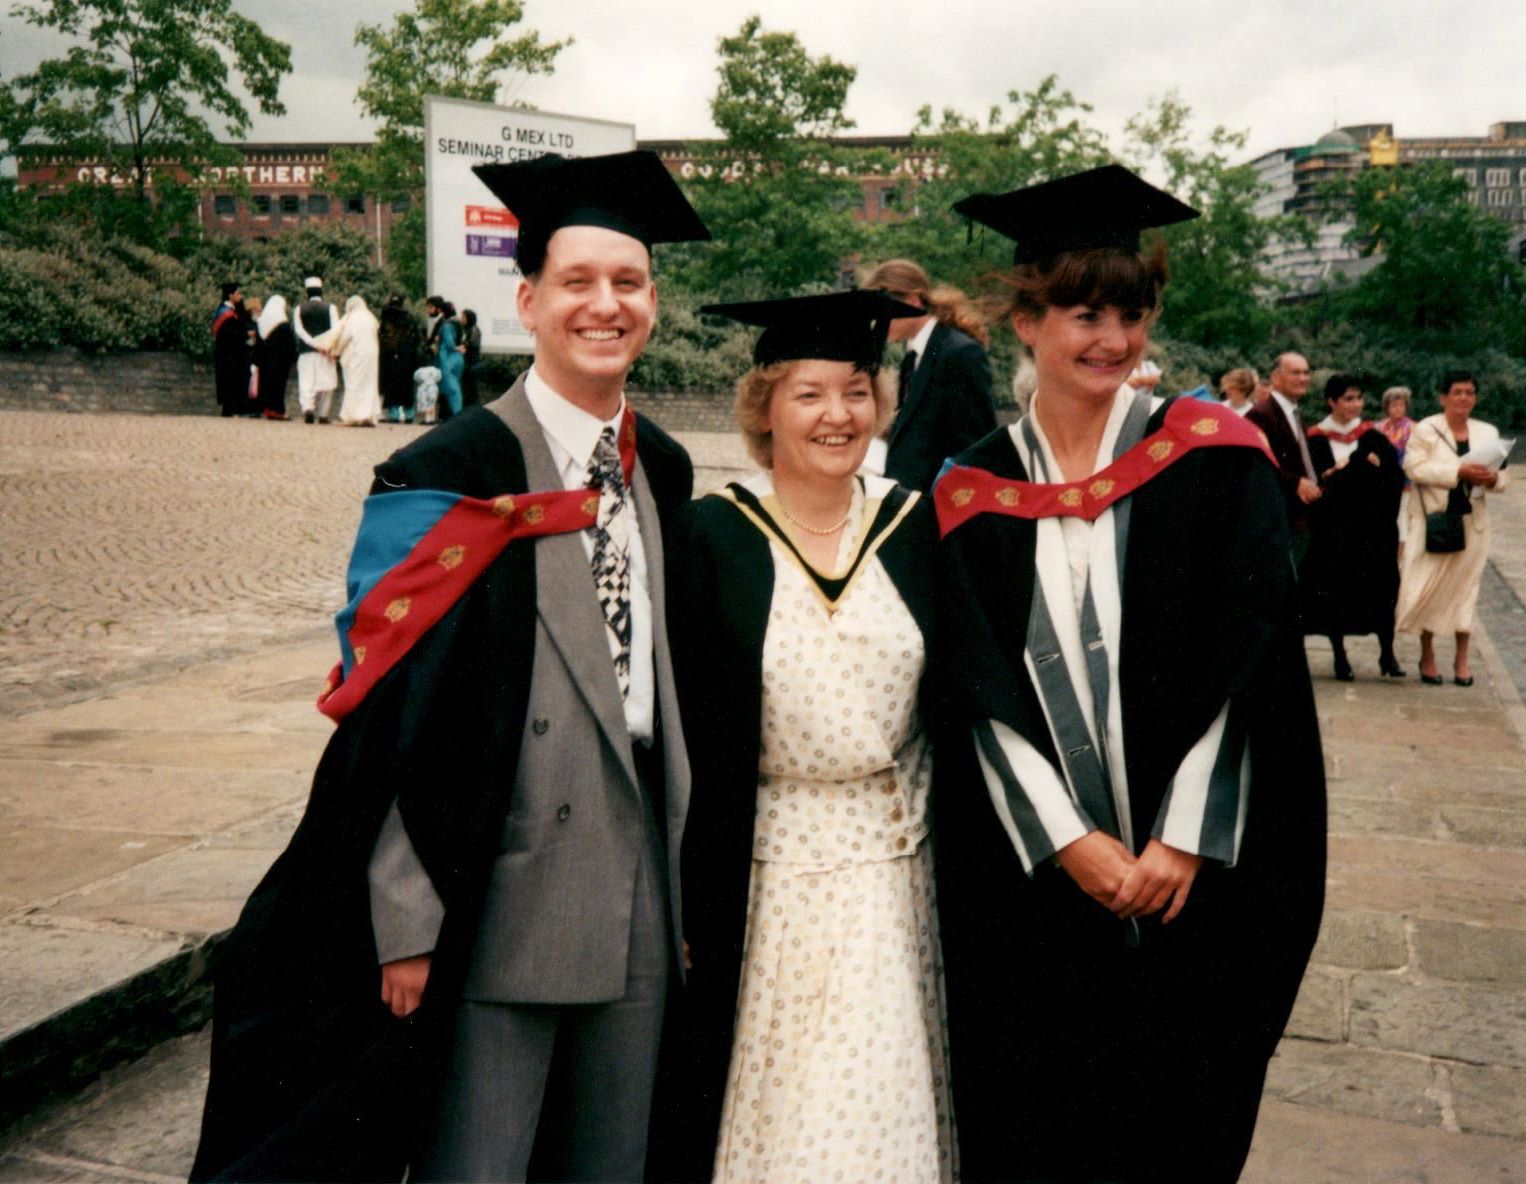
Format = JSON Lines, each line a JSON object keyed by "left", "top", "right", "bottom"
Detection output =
{"left": 190, "top": 150, "right": 710, "bottom": 1183}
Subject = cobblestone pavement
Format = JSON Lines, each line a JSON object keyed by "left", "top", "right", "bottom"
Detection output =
{"left": 0, "top": 410, "right": 751, "bottom": 718}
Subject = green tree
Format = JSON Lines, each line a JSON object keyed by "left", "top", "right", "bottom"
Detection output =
{"left": 1121, "top": 93, "right": 1301, "bottom": 349}
{"left": 869, "top": 76, "right": 1112, "bottom": 289}
{"left": 1334, "top": 160, "right": 1525, "bottom": 353}
{"left": 336, "top": 0, "right": 569, "bottom": 294}
{"left": 667, "top": 15, "right": 869, "bottom": 299}
{"left": 1, "top": 0, "right": 290, "bottom": 243}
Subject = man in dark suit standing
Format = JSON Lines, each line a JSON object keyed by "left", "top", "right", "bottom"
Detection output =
{"left": 866, "top": 259, "right": 997, "bottom": 492}
{"left": 191, "top": 152, "right": 710, "bottom": 1184}
{"left": 1247, "top": 350, "right": 1322, "bottom": 559}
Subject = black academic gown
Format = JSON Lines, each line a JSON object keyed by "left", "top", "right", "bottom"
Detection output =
{"left": 190, "top": 406, "right": 692, "bottom": 1183}
{"left": 1300, "top": 429, "right": 1404, "bottom": 637}
{"left": 379, "top": 306, "right": 422, "bottom": 413}
{"left": 254, "top": 322, "right": 296, "bottom": 418}
{"left": 934, "top": 402, "right": 1326, "bottom": 1184}
{"left": 647, "top": 482, "right": 938, "bottom": 1184}
{"left": 214, "top": 307, "right": 251, "bottom": 416}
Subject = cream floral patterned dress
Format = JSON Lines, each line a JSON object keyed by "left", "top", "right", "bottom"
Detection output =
{"left": 713, "top": 473, "right": 956, "bottom": 1184}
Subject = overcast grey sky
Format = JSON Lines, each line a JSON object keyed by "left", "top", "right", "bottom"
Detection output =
{"left": 4, "top": 0, "right": 1523, "bottom": 163}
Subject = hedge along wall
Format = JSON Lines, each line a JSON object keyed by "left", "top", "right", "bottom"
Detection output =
{"left": 0, "top": 349, "right": 738, "bottom": 432}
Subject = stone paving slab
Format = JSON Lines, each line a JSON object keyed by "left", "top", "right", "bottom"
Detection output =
{"left": 0, "top": 633, "right": 330, "bottom": 1121}
{"left": 5, "top": 1027, "right": 1523, "bottom": 1184}
{"left": 0, "top": 927, "right": 186, "bottom": 1046}
{"left": 1243, "top": 1099, "right": 1526, "bottom": 1182}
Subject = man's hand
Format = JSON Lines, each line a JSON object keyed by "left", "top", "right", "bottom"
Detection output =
{"left": 381, "top": 953, "right": 431, "bottom": 1017}
{"left": 1110, "top": 839, "right": 1204, "bottom": 923}
{"left": 1296, "top": 477, "right": 1322, "bottom": 504}
{"left": 1055, "top": 832, "right": 1137, "bottom": 911}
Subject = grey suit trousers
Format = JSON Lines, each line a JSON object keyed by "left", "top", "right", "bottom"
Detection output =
{"left": 417, "top": 787, "right": 671, "bottom": 1184}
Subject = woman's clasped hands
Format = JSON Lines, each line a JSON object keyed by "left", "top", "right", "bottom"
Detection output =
{"left": 1055, "top": 832, "right": 1204, "bottom": 924}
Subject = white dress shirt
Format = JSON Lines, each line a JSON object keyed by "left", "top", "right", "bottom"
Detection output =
{"left": 905, "top": 317, "right": 936, "bottom": 371}
{"left": 524, "top": 366, "right": 655, "bottom": 743}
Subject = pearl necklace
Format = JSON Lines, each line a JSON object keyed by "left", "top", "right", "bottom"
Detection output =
{"left": 778, "top": 499, "right": 852, "bottom": 535}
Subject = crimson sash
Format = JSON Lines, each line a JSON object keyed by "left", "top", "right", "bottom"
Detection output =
{"left": 318, "top": 408, "right": 637, "bottom": 721}
{"left": 1306, "top": 421, "right": 1372, "bottom": 445}
{"left": 935, "top": 399, "right": 1275, "bottom": 536}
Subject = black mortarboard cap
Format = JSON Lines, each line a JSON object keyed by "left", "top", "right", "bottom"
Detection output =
{"left": 472, "top": 150, "right": 711, "bottom": 276}
{"left": 952, "top": 164, "right": 1199, "bottom": 265}
{"left": 702, "top": 290, "right": 925, "bottom": 371}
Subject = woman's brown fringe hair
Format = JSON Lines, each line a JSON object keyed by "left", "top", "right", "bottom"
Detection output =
{"left": 985, "top": 238, "right": 1170, "bottom": 325}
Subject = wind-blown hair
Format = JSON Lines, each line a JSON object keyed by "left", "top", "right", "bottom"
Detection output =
{"left": 865, "top": 258, "right": 990, "bottom": 346}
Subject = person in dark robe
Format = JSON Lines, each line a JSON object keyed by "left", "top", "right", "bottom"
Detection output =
{"left": 253, "top": 294, "right": 296, "bottom": 420}
{"left": 864, "top": 257, "right": 997, "bottom": 492}
{"left": 378, "top": 295, "right": 421, "bottom": 422}
{"left": 931, "top": 165, "right": 1326, "bottom": 1184}
{"left": 460, "top": 308, "right": 483, "bottom": 407}
{"left": 189, "top": 150, "right": 711, "bottom": 1184}
{"left": 1300, "top": 374, "right": 1406, "bottom": 679}
{"left": 649, "top": 291, "right": 953, "bottom": 1183}
{"left": 212, "top": 282, "right": 250, "bottom": 417}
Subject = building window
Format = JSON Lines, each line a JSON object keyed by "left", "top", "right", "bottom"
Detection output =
{"left": 1486, "top": 168, "right": 1511, "bottom": 187}
{"left": 212, "top": 194, "right": 236, "bottom": 217}
{"left": 345, "top": 194, "right": 366, "bottom": 214}
{"left": 1453, "top": 168, "right": 1477, "bottom": 185}
{"left": 391, "top": 194, "right": 412, "bottom": 213}
{"left": 279, "top": 194, "right": 301, "bottom": 215}
{"left": 251, "top": 195, "right": 272, "bottom": 216}
{"left": 877, "top": 188, "right": 899, "bottom": 212}
{"left": 306, "top": 193, "right": 330, "bottom": 215}
{"left": 1488, "top": 188, "right": 1513, "bottom": 207}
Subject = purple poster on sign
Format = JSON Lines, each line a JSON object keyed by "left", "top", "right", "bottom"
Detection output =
{"left": 466, "top": 234, "right": 516, "bottom": 259}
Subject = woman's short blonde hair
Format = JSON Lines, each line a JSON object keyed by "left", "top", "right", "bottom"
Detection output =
{"left": 734, "top": 360, "right": 895, "bottom": 469}
{"left": 1382, "top": 386, "right": 1412, "bottom": 413}
{"left": 1220, "top": 367, "right": 1257, "bottom": 400}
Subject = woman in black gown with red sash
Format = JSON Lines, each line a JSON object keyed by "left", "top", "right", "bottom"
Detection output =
{"left": 931, "top": 166, "right": 1326, "bottom": 1184}
{"left": 1300, "top": 373, "right": 1406, "bottom": 680}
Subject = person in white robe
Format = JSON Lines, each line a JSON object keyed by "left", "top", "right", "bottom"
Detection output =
{"left": 330, "top": 296, "right": 382, "bottom": 427}
{"left": 293, "top": 277, "right": 340, "bottom": 423}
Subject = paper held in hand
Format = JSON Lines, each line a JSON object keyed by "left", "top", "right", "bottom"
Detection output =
{"left": 1470, "top": 437, "right": 1515, "bottom": 471}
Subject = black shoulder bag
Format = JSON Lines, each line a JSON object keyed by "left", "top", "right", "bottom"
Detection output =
{"left": 1421, "top": 426, "right": 1468, "bottom": 554}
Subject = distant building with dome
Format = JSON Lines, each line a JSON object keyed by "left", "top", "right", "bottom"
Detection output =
{"left": 1247, "top": 120, "right": 1526, "bottom": 296}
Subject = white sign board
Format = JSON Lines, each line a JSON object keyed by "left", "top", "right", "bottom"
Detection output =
{"left": 424, "top": 97, "right": 636, "bottom": 355}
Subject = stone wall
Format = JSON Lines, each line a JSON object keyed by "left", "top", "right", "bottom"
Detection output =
{"left": 0, "top": 350, "right": 216, "bottom": 416}
{"left": 0, "top": 349, "right": 738, "bottom": 433}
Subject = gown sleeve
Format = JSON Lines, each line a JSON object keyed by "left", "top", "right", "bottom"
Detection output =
{"left": 1150, "top": 700, "right": 1251, "bottom": 865}
{"left": 971, "top": 718, "right": 1094, "bottom": 874}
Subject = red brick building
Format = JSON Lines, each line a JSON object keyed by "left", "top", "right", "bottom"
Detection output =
{"left": 18, "top": 143, "right": 410, "bottom": 254}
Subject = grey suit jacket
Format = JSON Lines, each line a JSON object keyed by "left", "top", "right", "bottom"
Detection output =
{"left": 368, "top": 380, "right": 691, "bottom": 1005}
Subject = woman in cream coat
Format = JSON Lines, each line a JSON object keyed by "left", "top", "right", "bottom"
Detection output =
{"left": 1396, "top": 371, "right": 1511, "bottom": 685}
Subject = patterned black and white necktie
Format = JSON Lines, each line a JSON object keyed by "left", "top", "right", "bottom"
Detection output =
{"left": 585, "top": 426, "right": 631, "bottom": 698}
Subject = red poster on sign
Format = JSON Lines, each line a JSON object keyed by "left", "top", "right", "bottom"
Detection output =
{"left": 465, "top": 205, "right": 518, "bottom": 229}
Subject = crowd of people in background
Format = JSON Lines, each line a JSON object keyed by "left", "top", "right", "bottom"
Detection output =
{"left": 210, "top": 280, "right": 483, "bottom": 427}
{"left": 1212, "top": 353, "right": 1512, "bottom": 686}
